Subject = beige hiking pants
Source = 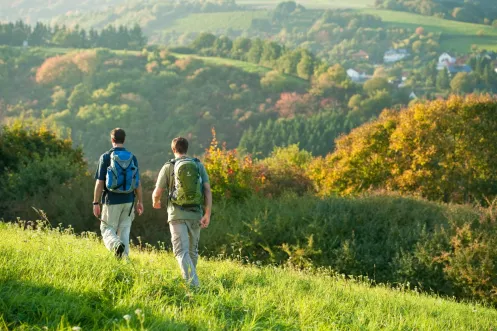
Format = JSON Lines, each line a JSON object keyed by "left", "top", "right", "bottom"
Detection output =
{"left": 100, "top": 202, "right": 134, "bottom": 256}
{"left": 169, "top": 219, "right": 201, "bottom": 287}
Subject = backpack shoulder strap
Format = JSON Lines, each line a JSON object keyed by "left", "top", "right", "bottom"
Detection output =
{"left": 165, "top": 159, "right": 176, "bottom": 198}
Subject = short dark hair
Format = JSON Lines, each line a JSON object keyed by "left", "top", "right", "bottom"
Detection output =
{"left": 111, "top": 128, "right": 126, "bottom": 144}
{"left": 171, "top": 137, "right": 188, "bottom": 154}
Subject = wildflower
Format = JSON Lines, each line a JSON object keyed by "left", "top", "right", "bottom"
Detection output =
{"left": 135, "top": 309, "right": 142, "bottom": 315}
{"left": 72, "top": 327, "right": 82, "bottom": 331}
{"left": 123, "top": 314, "right": 131, "bottom": 321}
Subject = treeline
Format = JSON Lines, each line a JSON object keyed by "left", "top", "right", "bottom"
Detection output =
{"left": 188, "top": 32, "right": 318, "bottom": 80}
{"left": 239, "top": 112, "right": 353, "bottom": 158}
{"left": 375, "top": 0, "right": 497, "bottom": 25}
{"left": 0, "top": 21, "right": 147, "bottom": 50}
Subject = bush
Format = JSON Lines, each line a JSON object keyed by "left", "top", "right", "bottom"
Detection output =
{"left": 201, "top": 193, "right": 497, "bottom": 305}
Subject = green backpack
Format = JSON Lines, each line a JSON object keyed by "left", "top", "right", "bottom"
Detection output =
{"left": 169, "top": 157, "right": 203, "bottom": 207}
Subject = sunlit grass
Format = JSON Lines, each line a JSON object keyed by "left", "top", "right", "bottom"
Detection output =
{"left": 1, "top": 222, "right": 496, "bottom": 330}
{"left": 237, "top": 0, "right": 375, "bottom": 9}
{"left": 162, "top": 11, "right": 270, "bottom": 33}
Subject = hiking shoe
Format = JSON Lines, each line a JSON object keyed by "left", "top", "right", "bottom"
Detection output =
{"left": 115, "top": 243, "right": 125, "bottom": 258}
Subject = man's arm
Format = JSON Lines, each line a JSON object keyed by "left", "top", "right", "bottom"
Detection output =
{"left": 135, "top": 182, "right": 144, "bottom": 215}
{"left": 93, "top": 180, "right": 105, "bottom": 218}
{"left": 152, "top": 164, "right": 169, "bottom": 209}
{"left": 200, "top": 182, "right": 212, "bottom": 229}
{"left": 152, "top": 187, "right": 164, "bottom": 209}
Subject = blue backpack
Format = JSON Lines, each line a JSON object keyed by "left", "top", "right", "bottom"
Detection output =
{"left": 105, "top": 150, "right": 139, "bottom": 194}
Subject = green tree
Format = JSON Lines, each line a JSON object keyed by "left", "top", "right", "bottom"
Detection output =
{"left": 68, "top": 83, "right": 91, "bottom": 113}
{"left": 247, "top": 39, "right": 264, "bottom": 64}
{"left": 296, "top": 50, "right": 314, "bottom": 80}
{"left": 436, "top": 68, "right": 450, "bottom": 91}
{"left": 363, "top": 77, "right": 391, "bottom": 96}
{"left": 192, "top": 33, "right": 217, "bottom": 50}
{"left": 450, "top": 72, "right": 476, "bottom": 93}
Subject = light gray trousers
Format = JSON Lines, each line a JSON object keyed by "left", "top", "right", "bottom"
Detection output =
{"left": 100, "top": 202, "right": 134, "bottom": 256}
{"left": 169, "top": 219, "right": 201, "bottom": 287}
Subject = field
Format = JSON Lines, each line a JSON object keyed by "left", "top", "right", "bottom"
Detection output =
{"left": 238, "top": 0, "right": 375, "bottom": 9}
{"left": 162, "top": 11, "right": 270, "bottom": 33}
{"left": 1, "top": 222, "right": 497, "bottom": 330}
{"left": 361, "top": 9, "right": 497, "bottom": 52}
{"left": 158, "top": 6, "right": 497, "bottom": 52}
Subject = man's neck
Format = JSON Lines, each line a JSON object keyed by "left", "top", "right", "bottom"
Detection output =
{"left": 112, "top": 143, "right": 124, "bottom": 148}
{"left": 174, "top": 153, "right": 187, "bottom": 159}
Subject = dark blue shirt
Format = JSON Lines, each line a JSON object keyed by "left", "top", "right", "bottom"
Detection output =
{"left": 95, "top": 147, "right": 139, "bottom": 205}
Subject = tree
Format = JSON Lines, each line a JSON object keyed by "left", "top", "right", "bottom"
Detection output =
{"left": 450, "top": 72, "right": 476, "bottom": 93}
{"left": 412, "top": 40, "right": 423, "bottom": 54}
{"left": 260, "top": 41, "right": 282, "bottom": 65}
{"left": 436, "top": 69, "right": 450, "bottom": 91}
{"left": 247, "top": 39, "right": 264, "bottom": 64}
{"left": 68, "top": 83, "right": 91, "bottom": 113}
{"left": 36, "top": 55, "right": 82, "bottom": 87}
{"left": 51, "top": 87, "right": 67, "bottom": 111}
{"left": 363, "top": 77, "right": 391, "bottom": 95}
{"left": 192, "top": 33, "right": 217, "bottom": 50}
{"left": 231, "top": 37, "right": 252, "bottom": 59}
{"left": 296, "top": 50, "right": 314, "bottom": 80}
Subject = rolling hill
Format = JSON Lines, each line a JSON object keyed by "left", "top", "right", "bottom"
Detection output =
{"left": 1, "top": 222, "right": 496, "bottom": 330}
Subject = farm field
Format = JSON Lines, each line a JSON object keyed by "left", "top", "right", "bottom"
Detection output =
{"left": 162, "top": 11, "right": 270, "bottom": 33}
{"left": 156, "top": 6, "right": 497, "bottom": 52}
{"left": 360, "top": 9, "right": 497, "bottom": 52}
{"left": 1, "top": 222, "right": 497, "bottom": 330}
{"left": 238, "top": 0, "right": 375, "bottom": 9}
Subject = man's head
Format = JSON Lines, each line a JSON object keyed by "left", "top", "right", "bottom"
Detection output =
{"left": 171, "top": 137, "right": 188, "bottom": 156}
{"left": 111, "top": 128, "right": 126, "bottom": 145}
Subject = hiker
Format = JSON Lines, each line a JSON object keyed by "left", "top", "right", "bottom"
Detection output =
{"left": 93, "top": 128, "right": 144, "bottom": 258}
{"left": 152, "top": 137, "right": 212, "bottom": 287}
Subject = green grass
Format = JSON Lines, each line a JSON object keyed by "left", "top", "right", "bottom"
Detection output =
{"left": 161, "top": 11, "right": 270, "bottom": 33}
{"left": 360, "top": 9, "right": 497, "bottom": 52}
{"left": 1, "top": 222, "right": 497, "bottom": 330}
{"left": 192, "top": 55, "right": 309, "bottom": 88}
{"left": 238, "top": 0, "right": 375, "bottom": 9}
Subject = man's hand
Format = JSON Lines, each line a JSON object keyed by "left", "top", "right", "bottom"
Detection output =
{"left": 93, "top": 204, "right": 101, "bottom": 218}
{"left": 153, "top": 200, "right": 161, "bottom": 209}
{"left": 200, "top": 214, "right": 210, "bottom": 229}
{"left": 136, "top": 202, "right": 144, "bottom": 216}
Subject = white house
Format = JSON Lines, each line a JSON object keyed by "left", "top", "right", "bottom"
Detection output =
{"left": 437, "top": 52, "right": 456, "bottom": 70}
{"left": 383, "top": 49, "right": 409, "bottom": 63}
{"left": 346, "top": 68, "right": 368, "bottom": 82}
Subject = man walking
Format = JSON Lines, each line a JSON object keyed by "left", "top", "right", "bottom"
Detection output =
{"left": 152, "top": 137, "right": 212, "bottom": 287}
{"left": 93, "top": 128, "right": 144, "bottom": 258}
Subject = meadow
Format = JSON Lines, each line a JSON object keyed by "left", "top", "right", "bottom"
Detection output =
{"left": 162, "top": 11, "right": 270, "bottom": 33}
{"left": 1, "top": 221, "right": 497, "bottom": 330}
{"left": 361, "top": 9, "right": 497, "bottom": 52}
{"left": 237, "top": 0, "right": 375, "bottom": 9}
{"left": 157, "top": 5, "right": 497, "bottom": 52}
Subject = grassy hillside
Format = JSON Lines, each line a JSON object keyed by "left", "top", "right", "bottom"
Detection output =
{"left": 360, "top": 9, "right": 497, "bottom": 52}
{"left": 163, "top": 11, "right": 269, "bottom": 33}
{"left": 238, "top": 0, "right": 375, "bottom": 9}
{"left": 1, "top": 222, "right": 496, "bottom": 330}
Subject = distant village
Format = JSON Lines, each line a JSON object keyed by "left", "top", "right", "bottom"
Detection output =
{"left": 346, "top": 49, "right": 497, "bottom": 99}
